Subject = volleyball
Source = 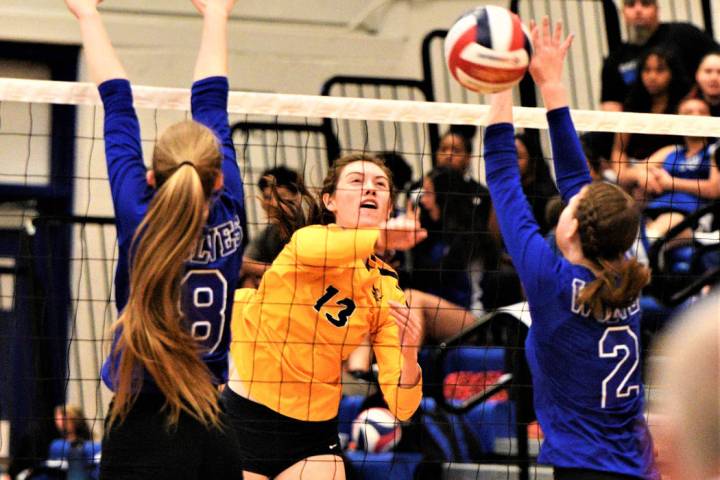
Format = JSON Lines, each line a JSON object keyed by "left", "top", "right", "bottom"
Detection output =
{"left": 351, "top": 408, "right": 402, "bottom": 453}
{"left": 444, "top": 5, "right": 533, "bottom": 93}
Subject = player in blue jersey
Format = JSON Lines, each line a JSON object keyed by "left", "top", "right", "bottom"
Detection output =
{"left": 483, "top": 18, "right": 657, "bottom": 480}
{"left": 65, "top": 0, "right": 245, "bottom": 477}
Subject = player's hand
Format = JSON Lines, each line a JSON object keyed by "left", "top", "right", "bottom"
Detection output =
{"left": 65, "top": 0, "right": 101, "bottom": 19}
{"left": 650, "top": 167, "right": 673, "bottom": 193}
{"left": 388, "top": 301, "right": 422, "bottom": 354}
{"left": 633, "top": 166, "right": 662, "bottom": 197}
{"left": 376, "top": 207, "right": 427, "bottom": 253}
{"left": 191, "top": 0, "right": 236, "bottom": 16}
{"left": 528, "top": 16, "right": 574, "bottom": 87}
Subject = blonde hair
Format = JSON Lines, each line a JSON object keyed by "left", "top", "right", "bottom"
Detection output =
{"left": 109, "top": 120, "right": 223, "bottom": 428}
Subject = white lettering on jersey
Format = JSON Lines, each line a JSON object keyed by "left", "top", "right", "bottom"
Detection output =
{"left": 192, "top": 215, "right": 243, "bottom": 264}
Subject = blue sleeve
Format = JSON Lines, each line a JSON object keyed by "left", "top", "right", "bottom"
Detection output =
{"left": 484, "top": 123, "right": 565, "bottom": 303}
{"left": 547, "top": 107, "right": 593, "bottom": 203}
{"left": 190, "top": 76, "right": 244, "bottom": 210}
{"left": 98, "top": 79, "right": 151, "bottom": 240}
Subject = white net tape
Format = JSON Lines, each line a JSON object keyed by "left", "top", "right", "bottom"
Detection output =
{"left": 1, "top": 77, "right": 719, "bottom": 137}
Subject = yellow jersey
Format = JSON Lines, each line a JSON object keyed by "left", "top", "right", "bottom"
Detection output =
{"left": 228, "top": 224, "right": 422, "bottom": 422}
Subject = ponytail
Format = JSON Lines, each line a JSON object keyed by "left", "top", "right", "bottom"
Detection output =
{"left": 109, "top": 120, "right": 222, "bottom": 428}
{"left": 575, "top": 181, "right": 651, "bottom": 320}
{"left": 576, "top": 258, "right": 650, "bottom": 321}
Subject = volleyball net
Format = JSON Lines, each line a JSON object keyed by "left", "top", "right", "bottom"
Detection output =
{"left": 0, "top": 77, "right": 718, "bottom": 476}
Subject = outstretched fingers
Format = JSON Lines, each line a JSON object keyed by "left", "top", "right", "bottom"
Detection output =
{"left": 388, "top": 301, "right": 422, "bottom": 348}
{"left": 553, "top": 18, "right": 564, "bottom": 45}
{"left": 560, "top": 32, "right": 575, "bottom": 55}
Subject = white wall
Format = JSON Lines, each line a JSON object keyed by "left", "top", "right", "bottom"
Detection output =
{"left": 0, "top": 0, "right": 507, "bottom": 93}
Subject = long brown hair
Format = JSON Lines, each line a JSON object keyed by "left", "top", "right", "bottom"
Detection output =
{"left": 574, "top": 181, "right": 650, "bottom": 320}
{"left": 109, "top": 120, "right": 222, "bottom": 428}
{"left": 266, "top": 153, "right": 395, "bottom": 241}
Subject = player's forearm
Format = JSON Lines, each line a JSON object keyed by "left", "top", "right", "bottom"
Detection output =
{"left": 399, "top": 351, "right": 420, "bottom": 387}
{"left": 487, "top": 89, "right": 514, "bottom": 125}
{"left": 295, "top": 226, "right": 378, "bottom": 267}
{"left": 547, "top": 106, "right": 592, "bottom": 202}
{"left": 194, "top": 5, "right": 230, "bottom": 81}
{"left": 668, "top": 176, "right": 720, "bottom": 199}
{"left": 77, "top": 10, "right": 127, "bottom": 85}
{"left": 539, "top": 82, "right": 569, "bottom": 111}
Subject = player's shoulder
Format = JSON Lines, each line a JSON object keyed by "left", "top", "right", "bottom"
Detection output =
{"left": 208, "top": 191, "right": 243, "bottom": 219}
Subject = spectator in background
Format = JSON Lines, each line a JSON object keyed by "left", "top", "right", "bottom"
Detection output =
{"left": 51, "top": 405, "right": 96, "bottom": 480}
{"left": 378, "top": 151, "right": 413, "bottom": 201}
{"left": 688, "top": 51, "right": 720, "bottom": 117}
{"left": 409, "top": 167, "right": 490, "bottom": 309}
{"left": 642, "top": 97, "right": 720, "bottom": 244}
{"left": 435, "top": 125, "right": 475, "bottom": 175}
{"left": 600, "top": 0, "right": 717, "bottom": 113}
{"left": 433, "top": 125, "right": 491, "bottom": 208}
{"left": 407, "top": 125, "right": 495, "bottom": 311}
{"left": 4, "top": 416, "right": 60, "bottom": 480}
{"left": 54, "top": 405, "right": 92, "bottom": 448}
{"left": 651, "top": 292, "right": 719, "bottom": 480}
{"left": 586, "top": 0, "right": 717, "bottom": 163}
{"left": 514, "top": 132, "right": 558, "bottom": 234}
{"left": 240, "top": 166, "right": 306, "bottom": 287}
{"left": 610, "top": 47, "right": 689, "bottom": 189}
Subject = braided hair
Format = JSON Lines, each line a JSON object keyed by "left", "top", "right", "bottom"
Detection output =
{"left": 574, "top": 181, "right": 650, "bottom": 320}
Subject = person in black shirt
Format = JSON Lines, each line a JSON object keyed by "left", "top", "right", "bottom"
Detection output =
{"left": 610, "top": 46, "right": 690, "bottom": 189}
{"left": 600, "top": 0, "right": 717, "bottom": 112}
{"left": 240, "top": 166, "right": 304, "bottom": 287}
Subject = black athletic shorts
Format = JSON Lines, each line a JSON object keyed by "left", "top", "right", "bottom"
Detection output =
{"left": 100, "top": 394, "right": 244, "bottom": 480}
{"left": 220, "top": 387, "right": 342, "bottom": 478}
{"left": 554, "top": 467, "right": 643, "bottom": 480}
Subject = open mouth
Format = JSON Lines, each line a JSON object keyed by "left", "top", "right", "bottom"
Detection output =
{"left": 360, "top": 200, "right": 378, "bottom": 210}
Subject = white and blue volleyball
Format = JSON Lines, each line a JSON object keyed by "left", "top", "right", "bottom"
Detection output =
{"left": 351, "top": 407, "right": 402, "bottom": 453}
{"left": 445, "top": 5, "right": 533, "bottom": 93}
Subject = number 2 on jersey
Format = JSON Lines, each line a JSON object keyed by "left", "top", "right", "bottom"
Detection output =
{"left": 181, "top": 270, "right": 228, "bottom": 354}
{"left": 598, "top": 326, "right": 640, "bottom": 408}
{"left": 314, "top": 285, "right": 356, "bottom": 327}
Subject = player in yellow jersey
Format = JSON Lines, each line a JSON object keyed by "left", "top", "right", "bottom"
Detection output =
{"left": 223, "top": 153, "right": 428, "bottom": 479}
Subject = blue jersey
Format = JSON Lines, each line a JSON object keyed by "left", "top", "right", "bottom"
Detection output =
{"left": 648, "top": 141, "right": 717, "bottom": 215}
{"left": 483, "top": 108, "right": 657, "bottom": 479}
{"left": 99, "top": 76, "right": 245, "bottom": 389}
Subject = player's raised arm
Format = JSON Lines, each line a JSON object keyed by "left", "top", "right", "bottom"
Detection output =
{"left": 190, "top": 0, "right": 244, "bottom": 202}
{"left": 191, "top": 0, "right": 236, "bottom": 81}
{"left": 484, "top": 90, "right": 564, "bottom": 303}
{"left": 65, "top": 0, "right": 126, "bottom": 84}
{"left": 529, "top": 17, "right": 591, "bottom": 202}
{"left": 66, "top": 0, "right": 147, "bottom": 234}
